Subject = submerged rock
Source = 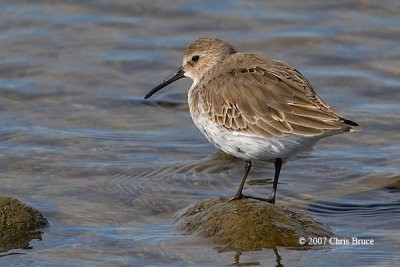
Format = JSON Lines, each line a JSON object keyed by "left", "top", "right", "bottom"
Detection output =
{"left": 176, "top": 199, "right": 332, "bottom": 251}
{"left": 0, "top": 197, "right": 48, "bottom": 252}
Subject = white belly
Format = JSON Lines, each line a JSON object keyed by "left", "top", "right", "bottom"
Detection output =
{"left": 188, "top": 88, "right": 322, "bottom": 161}
{"left": 192, "top": 112, "right": 318, "bottom": 161}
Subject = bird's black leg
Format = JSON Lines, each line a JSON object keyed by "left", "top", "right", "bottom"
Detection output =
{"left": 229, "top": 158, "right": 282, "bottom": 204}
{"left": 243, "top": 158, "right": 282, "bottom": 204}
{"left": 230, "top": 160, "right": 251, "bottom": 200}
{"left": 265, "top": 158, "right": 282, "bottom": 204}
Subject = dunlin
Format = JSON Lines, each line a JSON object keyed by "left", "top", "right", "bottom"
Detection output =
{"left": 145, "top": 37, "right": 358, "bottom": 203}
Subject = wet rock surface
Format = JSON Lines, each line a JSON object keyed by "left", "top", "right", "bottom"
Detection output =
{"left": 176, "top": 199, "right": 333, "bottom": 251}
{"left": 0, "top": 197, "right": 48, "bottom": 252}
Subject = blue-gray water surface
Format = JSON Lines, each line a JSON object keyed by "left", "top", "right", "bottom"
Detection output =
{"left": 0, "top": 1, "right": 400, "bottom": 266}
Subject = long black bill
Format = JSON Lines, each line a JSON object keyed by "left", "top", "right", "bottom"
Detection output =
{"left": 144, "top": 67, "right": 185, "bottom": 99}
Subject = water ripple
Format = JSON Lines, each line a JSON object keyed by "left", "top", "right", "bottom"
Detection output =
{"left": 308, "top": 200, "right": 400, "bottom": 217}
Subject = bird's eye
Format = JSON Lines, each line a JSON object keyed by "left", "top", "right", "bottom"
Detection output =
{"left": 191, "top": 55, "right": 200, "bottom": 62}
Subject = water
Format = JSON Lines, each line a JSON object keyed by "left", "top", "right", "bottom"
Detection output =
{"left": 1, "top": 0, "right": 399, "bottom": 266}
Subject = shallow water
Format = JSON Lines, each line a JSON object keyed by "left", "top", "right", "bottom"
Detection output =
{"left": 1, "top": 0, "right": 400, "bottom": 266}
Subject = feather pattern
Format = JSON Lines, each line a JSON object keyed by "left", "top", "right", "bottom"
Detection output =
{"left": 198, "top": 53, "right": 357, "bottom": 138}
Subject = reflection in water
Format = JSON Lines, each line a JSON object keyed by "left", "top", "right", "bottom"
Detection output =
{"left": 231, "top": 248, "right": 282, "bottom": 267}
{"left": 0, "top": 0, "right": 399, "bottom": 266}
{"left": 273, "top": 247, "right": 283, "bottom": 267}
{"left": 232, "top": 252, "right": 260, "bottom": 266}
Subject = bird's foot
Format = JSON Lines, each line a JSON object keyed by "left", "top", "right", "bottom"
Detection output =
{"left": 228, "top": 194, "right": 275, "bottom": 204}
{"left": 228, "top": 193, "right": 247, "bottom": 202}
{"left": 247, "top": 195, "right": 275, "bottom": 204}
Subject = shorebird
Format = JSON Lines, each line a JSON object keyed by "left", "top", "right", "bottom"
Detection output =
{"left": 145, "top": 37, "right": 358, "bottom": 203}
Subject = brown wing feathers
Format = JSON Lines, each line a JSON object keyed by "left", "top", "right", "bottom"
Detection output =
{"left": 203, "top": 64, "right": 356, "bottom": 137}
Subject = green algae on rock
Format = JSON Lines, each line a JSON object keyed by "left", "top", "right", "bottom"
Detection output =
{"left": 0, "top": 197, "right": 48, "bottom": 252}
{"left": 175, "top": 199, "right": 333, "bottom": 251}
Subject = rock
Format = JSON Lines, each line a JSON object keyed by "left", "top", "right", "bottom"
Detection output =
{"left": 0, "top": 197, "right": 48, "bottom": 252}
{"left": 175, "top": 198, "right": 332, "bottom": 251}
